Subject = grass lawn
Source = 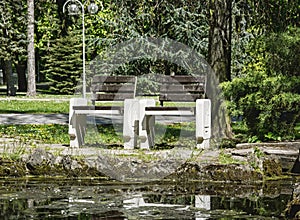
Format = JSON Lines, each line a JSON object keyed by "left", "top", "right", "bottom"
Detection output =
{"left": 0, "top": 94, "right": 298, "bottom": 146}
{"left": 0, "top": 122, "right": 196, "bottom": 148}
{"left": 0, "top": 94, "right": 72, "bottom": 114}
{"left": 0, "top": 100, "right": 69, "bottom": 114}
{"left": 0, "top": 94, "right": 196, "bottom": 148}
{"left": 0, "top": 124, "right": 69, "bottom": 144}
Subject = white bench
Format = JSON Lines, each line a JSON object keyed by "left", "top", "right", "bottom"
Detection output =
{"left": 137, "top": 75, "right": 211, "bottom": 149}
{"left": 69, "top": 75, "right": 139, "bottom": 148}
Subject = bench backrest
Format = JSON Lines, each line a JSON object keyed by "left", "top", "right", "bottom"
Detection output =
{"left": 91, "top": 75, "right": 137, "bottom": 104}
{"left": 159, "top": 75, "right": 205, "bottom": 106}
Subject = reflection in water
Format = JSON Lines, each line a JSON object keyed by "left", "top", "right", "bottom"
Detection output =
{"left": 0, "top": 178, "right": 294, "bottom": 219}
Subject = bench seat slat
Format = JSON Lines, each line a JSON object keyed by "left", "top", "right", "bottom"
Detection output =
{"left": 145, "top": 106, "right": 195, "bottom": 116}
{"left": 73, "top": 109, "right": 122, "bottom": 115}
{"left": 73, "top": 106, "right": 124, "bottom": 115}
{"left": 93, "top": 93, "right": 135, "bottom": 101}
{"left": 145, "top": 106, "right": 194, "bottom": 111}
{"left": 73, "top": 106, "right": 123, "bottom": 111}
{"left": 159, "top": 94, "right": 204, "bottom": 102}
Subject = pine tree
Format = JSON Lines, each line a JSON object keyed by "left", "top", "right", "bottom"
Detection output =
{"left": 42, "top": 32, "right": 83, "bottom": 94}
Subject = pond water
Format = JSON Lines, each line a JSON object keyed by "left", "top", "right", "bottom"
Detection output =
{"left": 0, "top": 177, "right": 294, "bottom": 219}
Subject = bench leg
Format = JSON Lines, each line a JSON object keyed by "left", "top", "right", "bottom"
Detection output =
{"left": 139, "top": 99, "right": 156, "bottom": 150}
{"left": 196, "top": 99, "right": 211, "bottom": 149}
{"left": 69, "top": 98, "right": 87, "bottom": 147}
{"left": 123, "top": 99, "right": 140, "bottom": 150}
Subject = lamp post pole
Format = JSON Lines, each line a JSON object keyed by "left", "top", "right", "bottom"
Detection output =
{"left": 63, "top": 0, "right": 86, "bottom": 99}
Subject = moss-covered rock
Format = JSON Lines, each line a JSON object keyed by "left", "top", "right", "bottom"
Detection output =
{"left": 200, "top": 163, "right": 263, "bottom": 182}
{"left": 0, "top": 159, "right": 27, "bottom": 177}
{"left": 263, "top": 156, "right": 282, "bottom": 177}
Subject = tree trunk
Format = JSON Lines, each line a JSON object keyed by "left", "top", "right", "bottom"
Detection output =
{"left": 16, "top": 62, "right": 27, "bottom": 92}
{"left": 208, "top": 0, "right": 233, "bottom": 139}
{"left": 4, "top": 59, "right": 16, "bottom": 96}
{"left": 27, "top": 0, "right": 36, "bottom": 96}
{"left": 208, "top": 0, "right": 232, "bottom": 82}
{"left": 0, "top": 59, "right": 6, "bottom": 85}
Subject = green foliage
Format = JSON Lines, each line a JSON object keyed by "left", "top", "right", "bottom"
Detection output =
{"left": 36, "top": 1, "right": 61, "bottom": 50}
{"left": 222, "top": 70, "right": 300, "bottom": 141}
{"left": 90, "top": 0, "right": 209, "bottom": 86}
{"left": 42, "top": 31, "right": 83, "bottom": 94}
{"left": 0, "top": 1, "right": 27, "bottom": 60}
{"left": 265, "top": 27, "right": 300, "bottom": 77}
{"left": 222, "top": 27, "right": 300, "bottom": 141}
{"left": 246, "top": 0, "right": 299, "bottom": 33}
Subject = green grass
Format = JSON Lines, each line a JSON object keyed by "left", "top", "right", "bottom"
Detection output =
{"left": 0, "top": 94, "right": 197, "bottom": 148}
{"left": 0, "top": 124, "right": 70, "bottom": 144}
{"left": 0, "top": 122, "right": 196, "bottom": 148}
{"left": 83, "top": 122, "right": 196, "bottom": 148}
{"left": 84, "top": 124, "right": 124, "bottom": 147}
{"left": 0, "top": 94, "right": 196, "bottom": 114}
{"left": 0, "top": 100, "right": 69, "bottom": 114}
{"left": 153, "top": 122, "right": 196, "bottom": 149}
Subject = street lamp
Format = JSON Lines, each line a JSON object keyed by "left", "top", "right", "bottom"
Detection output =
{"left": 63, "top": 0, "right": 99, "bottom": 99}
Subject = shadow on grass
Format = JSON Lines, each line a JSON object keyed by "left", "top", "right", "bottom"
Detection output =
{"left": 84, "top": 123, "right": 196, "bottom": 149}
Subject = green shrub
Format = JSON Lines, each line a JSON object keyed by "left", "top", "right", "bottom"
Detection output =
{"left": 222, "top": 70, "right": 300, "bottom": 141}
{"left": 223, "top": 27, "right": 300, "bottom": 141}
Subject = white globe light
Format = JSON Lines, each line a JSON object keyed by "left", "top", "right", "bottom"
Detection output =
{"left": 88, "top": 3, "right": 99, "bottom": 14}
{"left": 68, "top": 3, "right": 79, "bottom": 15}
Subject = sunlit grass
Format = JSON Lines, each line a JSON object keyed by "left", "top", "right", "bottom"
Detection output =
{"left": 84, "top": 124, "right": 124, "bottom": 147}
{"left": 0, "top": 94, "right": 198, "bottom": 148}
{"left": 0, "top": 100, "right": 69, "bottom": 114}
{"left": 0, "top": 124, "right": 69, "bottom": 144}
{"left": 0, "top": 123, "right": 196, "bottom": 147}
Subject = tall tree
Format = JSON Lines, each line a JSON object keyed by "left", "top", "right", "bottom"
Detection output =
{"left": 0, "top": 1, "right": 27, "bottom": 95}
{"left": 208, "top": 0, "right": 232, "bottom": 82}
{"left": 35, "top": 0, "right": 62, "bottom": 82}
{"left": 208, "top": 0, "right": 233, "bottom": 138}
{"left": 27, "top": 0, "right": 36, "bottom": 96}
{"left": 42, "top": 32, "right": 83, "bottom": 94}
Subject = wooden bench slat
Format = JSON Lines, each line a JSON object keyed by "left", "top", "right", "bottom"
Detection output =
{"left": 158, "top": 75, "right": 205, "bottom": 106}
{"left": 92, "top": 84, "right": 135, "bottom": 92}
{"left": 159, "top": 93, "right": 204, "bottom": 102}
{"left": 92, "top": 75, "right": 136, "bottom": 83}
{"left": 90, "top": 75, "right": 137, "bottom": 102}
{"left": 93, "top": 93, "right": 135, "bottom": 101}
{"left": 73, "top": 106, "right": 123, "bottom": 111}
{"left": 145, "top": 106, "right": 194, "bottom": 111}
{"left": 160, "top": 75, "right": 205, "bottom": 84}
{"left": 160, "top": 85, "right": 204, "bottom": 93}
{"left": 145, "top": 106, "right": 195, "bottom": 116}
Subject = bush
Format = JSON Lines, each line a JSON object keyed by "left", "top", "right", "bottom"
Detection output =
{"left": 223, "top": 27, "right": 300, "bottom": 142}
{"left": 222, "top": 70, "right": 300, "bottom": 141}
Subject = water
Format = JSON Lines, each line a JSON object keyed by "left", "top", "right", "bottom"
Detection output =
{"left": 0, "top": 177, "right": 294, "bottom": 219}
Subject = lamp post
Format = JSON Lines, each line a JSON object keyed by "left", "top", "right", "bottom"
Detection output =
{"left": 63, "top": 0, "right": 99, "bottom": 99}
